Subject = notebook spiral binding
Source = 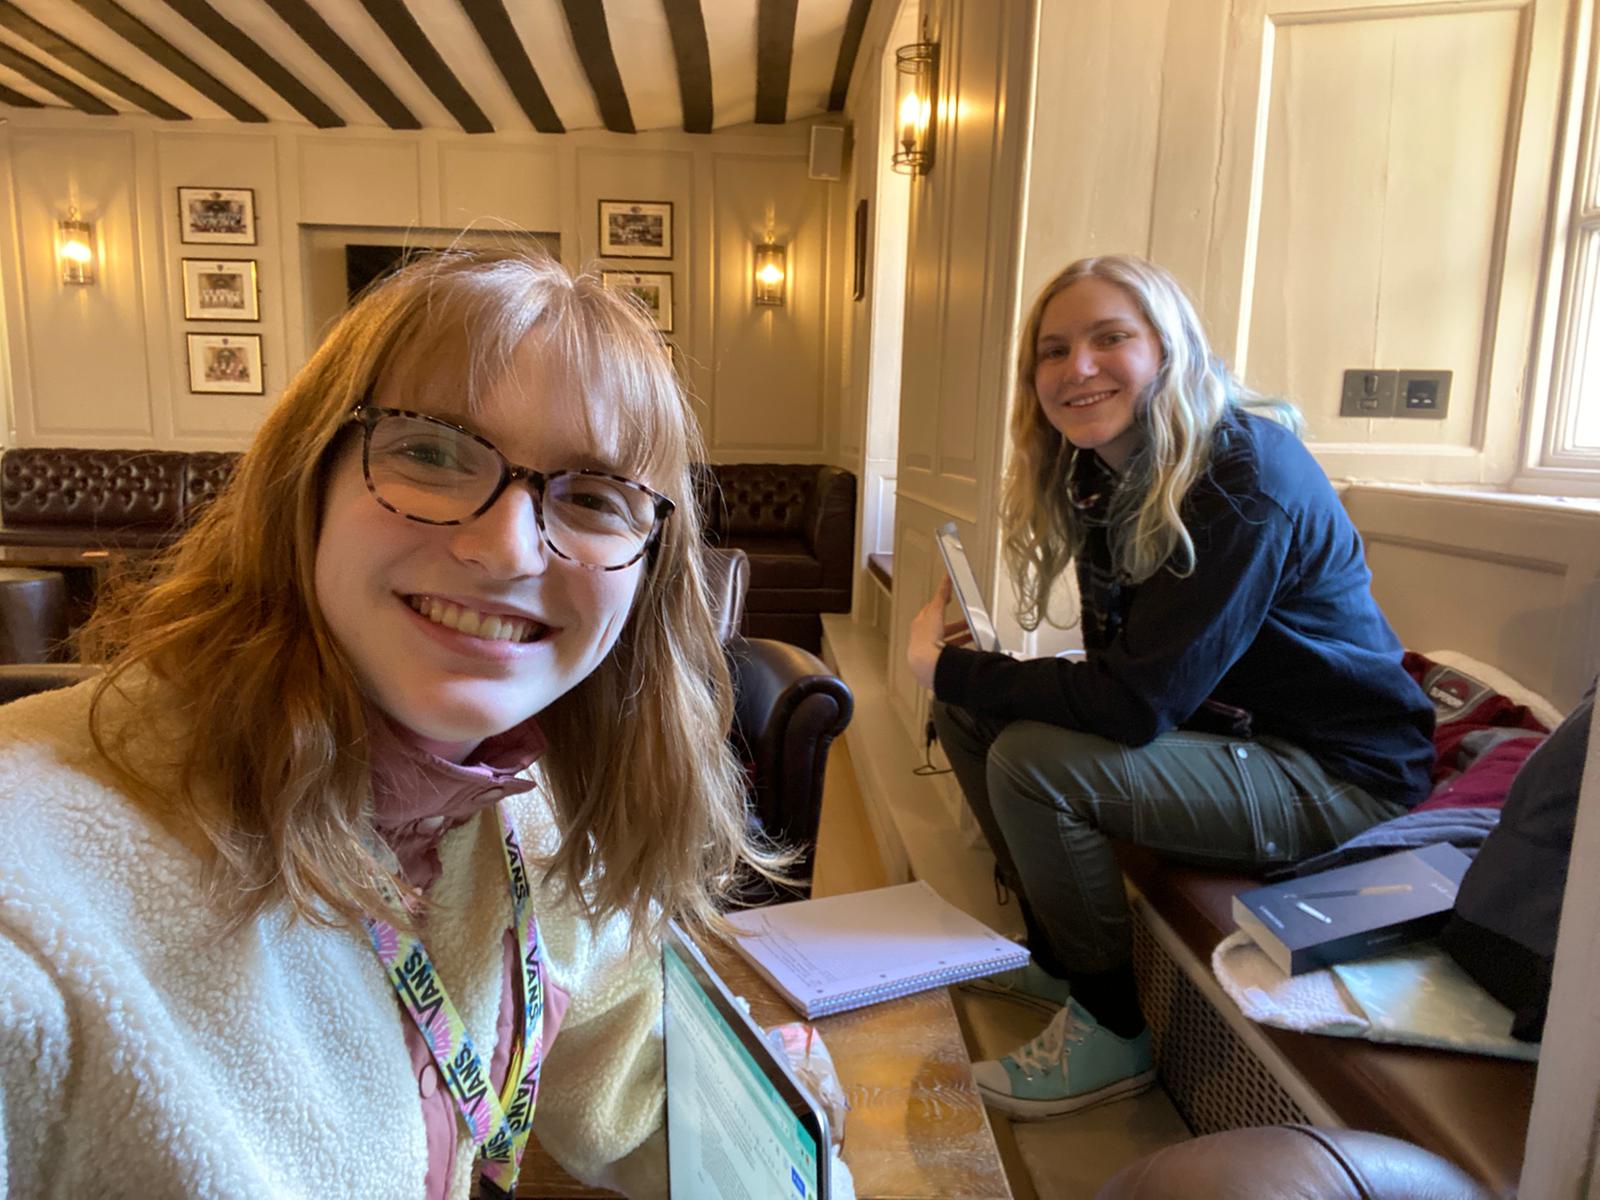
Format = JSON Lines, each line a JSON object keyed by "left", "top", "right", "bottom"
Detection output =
{"left": 804, "top": 953, "right": 1025, "bottom": 1017}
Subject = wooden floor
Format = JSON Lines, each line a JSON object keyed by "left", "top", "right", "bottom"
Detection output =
{"left": 812, "top": 738, "right": 1192, "bottom": 1200}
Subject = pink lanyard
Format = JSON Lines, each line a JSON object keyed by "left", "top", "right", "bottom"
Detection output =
{"left": 364, "top": 805, "right": 544, "bottom": 1194}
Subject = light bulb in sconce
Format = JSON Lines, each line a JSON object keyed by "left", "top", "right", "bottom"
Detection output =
{"left": 892, "top": 38, "right": 938, "bottom": 175}
{"left": 753, "top": 243, "right": 787, "bottom": 307}
{"left": 57, "top": 209, "right": 96, "bottom": 285}
{"left": 898, "top": 91, "right": 923, "bottom": 154}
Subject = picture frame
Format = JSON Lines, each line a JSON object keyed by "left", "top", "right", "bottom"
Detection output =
{"left": 178, "top": 186, "right": 257, "bottom": 245}
{"left": 186, "top": 332, "right": 264, "bottom": 394}
{"left": 598, "top": 199, "right": 672, "bottom": 259}
{"left": 181, "top": 258, "right": 259, "bottom": 321}
{"left": 853, "top": 198, "right": 870, "bottom": 302}
{"left": 602, "top": 270, "right": 673, "bottom": 332}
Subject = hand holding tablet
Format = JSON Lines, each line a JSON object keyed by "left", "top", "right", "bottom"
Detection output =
{"left": 907, "top": 524, "right": 1005, "bottom": 689}
{"left": 935, "top": 522, "right": 1004, "bottom": 653}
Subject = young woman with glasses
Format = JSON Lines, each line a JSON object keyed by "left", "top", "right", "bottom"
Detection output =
{"left": 905, "top": 254, "right": 1434, "bottom": 1121}
{"left": 0, "top": 251, "right": 780, "bottom": 1196}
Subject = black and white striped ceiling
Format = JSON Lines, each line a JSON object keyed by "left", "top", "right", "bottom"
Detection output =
{"left": 0, "top": 0, "right": 874, "bottom": 134}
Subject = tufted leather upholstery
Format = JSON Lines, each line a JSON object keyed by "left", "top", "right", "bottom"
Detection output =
{"left": 0, "top": 447, "right": 240, "bottom": 549}
{"left": 696, "top": 463, "right": 856, "bottom": 652}
{"left": 1094, "top": 1124, "right": 1494, "bottom": 1200}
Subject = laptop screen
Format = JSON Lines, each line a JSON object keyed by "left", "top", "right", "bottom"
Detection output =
{"left": 663, "top": 923, "right": 827, "bottom": 1199}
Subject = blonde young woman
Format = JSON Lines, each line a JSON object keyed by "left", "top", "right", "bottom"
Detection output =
{"left": 907, "top": 254, "right": 1434, "bottom": 1120}
{"left": 0, "top": 251, "right": 778, "bottom": 1197}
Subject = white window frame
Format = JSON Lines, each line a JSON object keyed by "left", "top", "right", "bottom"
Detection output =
{"left": 1521, "top": 0, "right": 1600, "bottom": 496}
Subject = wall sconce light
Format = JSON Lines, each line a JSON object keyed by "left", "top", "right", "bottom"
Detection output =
{"left": 754, "top": 242, "right": 787, "bottom": 307}
{"left": 892, "top": 35, "right": 938, "bottom": 175}
{"left": 57, "top": 208, "right": 95, "bottom": 285}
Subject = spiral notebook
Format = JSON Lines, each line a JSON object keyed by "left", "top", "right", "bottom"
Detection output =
{"left": 723, "top": 881, "right": 1029, "bottom": 1018}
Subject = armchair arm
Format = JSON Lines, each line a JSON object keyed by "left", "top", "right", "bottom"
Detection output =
{"left": 727, "top": 636, "right": 853, "bottom": 881}
{"left": 0, "top": 663, "right": 100, "bottom": 704}
{"left": 803, "top": 467, "right": 857, "bottom": 591}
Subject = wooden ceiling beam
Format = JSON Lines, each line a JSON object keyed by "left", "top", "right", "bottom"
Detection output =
{"left": 0, "top": 0, "right": 186, "bottom": 118}
{"left": 828, "top": 0, "right": 873, "bottom": 112}
{"left": 160, "top": 0, "right": 343, "bottom": 127}
{"left": 0, "top": 40, "right": 115, "bottom": 113}
{"left": 72, "top": 0, "right": 265, "bottom": 123}
{"left": 0, "top": 77, "right": 43, "bottom": 106}
{"left": 357, "top": 0, "right": 491, "bottom": 134}
{"left": 262, "top": 0, "right": 418, "bottom": 130}
{"left": 456, "top": 0, "right": 562, "bottom": 134}
{"left": 660, "top": 0, "right": 712, "bottom": 134}
{"left": 558, "top": 0, "right": 634, "bottom": 134}
{"left": 754, "top": 0, "right": 796, "bottom": 125}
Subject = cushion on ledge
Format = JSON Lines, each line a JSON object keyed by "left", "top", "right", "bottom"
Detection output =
{"left": 1402, "top": 650, "right": 1553, "bottom": 811}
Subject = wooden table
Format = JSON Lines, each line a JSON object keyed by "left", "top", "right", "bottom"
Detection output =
{"left": 516, "top": 934, "right": 1012, "bottom": 1199}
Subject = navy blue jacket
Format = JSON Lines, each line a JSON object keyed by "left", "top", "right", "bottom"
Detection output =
{"left": 935, "top": 408, "right": 1436, "bottom": 806}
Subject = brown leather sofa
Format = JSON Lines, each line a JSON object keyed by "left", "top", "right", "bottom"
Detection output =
{"left": 0, "top": 446, "right": 240, "bottom": 549}
{"left": 696, "top": 462, "right": 856, "bottom": 653}
{"left": 3, "top": 450, "right": 858, "bottom": 653}
{"left": 1119, "top": 845, "right": 1533, "bottom": 1195}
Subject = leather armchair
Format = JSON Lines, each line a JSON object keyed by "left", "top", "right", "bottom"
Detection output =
{"left": 705, "top": 548, "right": 853, "bottom": 897}
{"left": 1094, "top": 1125, "right": 1493, "bottom": 1200}
{"left": 0, "top": 663, "right": 100, "bottom": 704}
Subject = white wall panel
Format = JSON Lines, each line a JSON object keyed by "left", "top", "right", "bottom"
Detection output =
{"left": 438, "top": 142, "right": 562, "bottom": 232}
{"left": 709, "top": 152, "right": 830, "bottom": 454}
{"left": 8, "top": 128, "right": 153, "bottom": 440}
{"left": 297, "top": 136, "right": 422, "bottom": 227}
{"left": 895, "top": 0, "right": 1030, "bottom": 531}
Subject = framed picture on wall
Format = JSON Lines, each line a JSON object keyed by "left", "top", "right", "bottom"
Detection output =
{"left": 602, "top": 270, "right": 673, "bottom": 332}
{"left": 181, "top": 258, "right": 259, "bottom": 321}
{"left": 598, "top": 199, "right": 672, "bottom": 258}
{"left": 178, "top": 186, "right": 256, "bottom": 244}
{"left": 186, "top": 332, "right": 264, "bottom": 394}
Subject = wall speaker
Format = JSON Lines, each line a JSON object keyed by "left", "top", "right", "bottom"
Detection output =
{"left": 808, "top": 125, "right": 849, "bottom": 181}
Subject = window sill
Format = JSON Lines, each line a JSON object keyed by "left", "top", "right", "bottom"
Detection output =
{"left": 1336, "top": 478, "right": 1600, "bottom": 514}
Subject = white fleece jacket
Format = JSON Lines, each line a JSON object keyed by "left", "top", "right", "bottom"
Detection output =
{"left": 0, "top": 680, "right": 667, "bottom": 1199}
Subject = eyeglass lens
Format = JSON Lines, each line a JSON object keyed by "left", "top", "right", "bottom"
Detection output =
{"left": 365, "top": 412, "right": 658, "bottom": 568}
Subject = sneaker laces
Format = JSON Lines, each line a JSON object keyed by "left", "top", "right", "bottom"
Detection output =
{"left": 1014, "top": 1004, "right": 1092, "bottom": 1077}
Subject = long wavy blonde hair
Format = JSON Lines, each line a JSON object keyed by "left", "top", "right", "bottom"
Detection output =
{"left": 1000, "top": 254, "right": 1297, "bottom": 630}
{"left": 82, "top": 249, "right": 776, "bottom": 939}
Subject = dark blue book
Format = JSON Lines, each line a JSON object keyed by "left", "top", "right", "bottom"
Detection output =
{"left": 1232, "top": 844, "right": 1472, "bottom": 975}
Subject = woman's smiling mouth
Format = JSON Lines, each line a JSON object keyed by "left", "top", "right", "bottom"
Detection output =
{"left": 406, "top": 595, "right": 547, "bottom": 644}
{"left": 1066, "top": 389, "right": 1119, "bottom": 408}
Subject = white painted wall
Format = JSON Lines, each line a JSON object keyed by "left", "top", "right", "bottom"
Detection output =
{"left": 0, "top": 109, "right": 844, "bottom": 463}
{"left": 837, "top": 0, "right": 914, "bottom": 618}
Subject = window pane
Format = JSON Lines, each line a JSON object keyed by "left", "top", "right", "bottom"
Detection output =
{"left": 1567, "top": 229, "right": 1600, "bottom": 452}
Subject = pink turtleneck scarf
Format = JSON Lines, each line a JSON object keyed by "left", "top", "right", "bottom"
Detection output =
{"left": 366, "top": 706, "right": 571, "bottom": 1199}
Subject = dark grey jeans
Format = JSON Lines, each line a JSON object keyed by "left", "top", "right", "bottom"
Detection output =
{"left": 931, "top": 701, "right": 1406, "bottom": 976}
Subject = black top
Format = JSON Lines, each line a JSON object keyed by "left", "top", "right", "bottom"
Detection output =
{"left": 935, "top": 408, "right": 1436, "bottom": 806}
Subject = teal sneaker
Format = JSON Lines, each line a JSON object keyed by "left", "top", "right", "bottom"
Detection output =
{"left": 971, "top": 998, "right": 1155, "bottom": 1120}
{"left": 960, "top": 960, "right": 1073, "bottom": 1015}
